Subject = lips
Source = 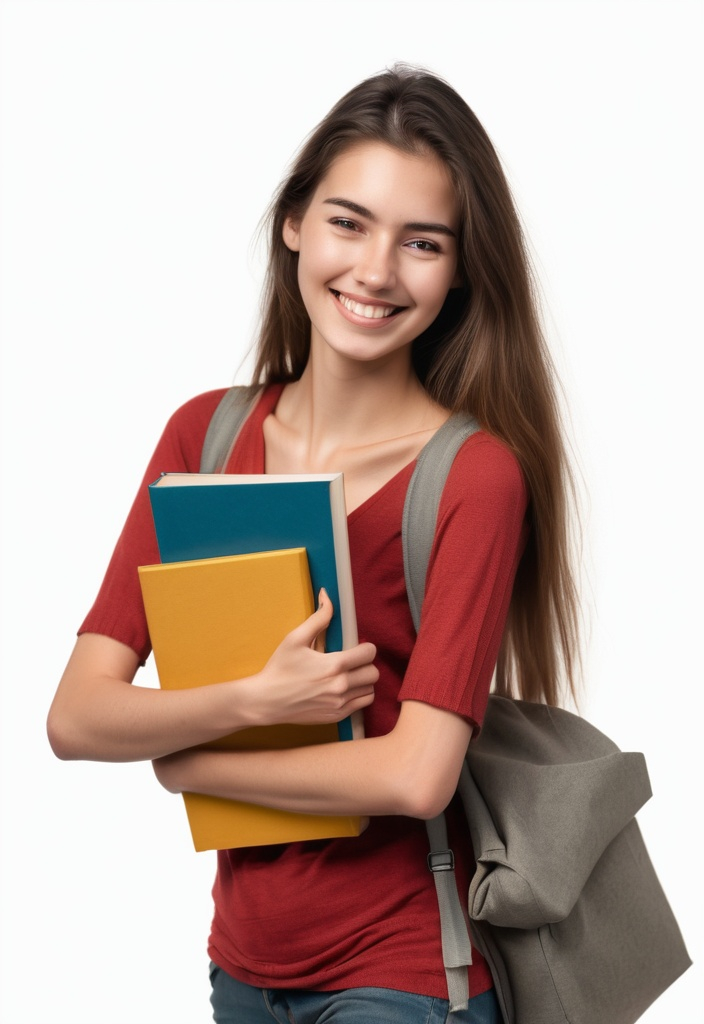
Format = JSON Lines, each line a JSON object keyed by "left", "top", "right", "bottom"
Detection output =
{"left": 331, "top": 289, "right": 405, "bottom": 321}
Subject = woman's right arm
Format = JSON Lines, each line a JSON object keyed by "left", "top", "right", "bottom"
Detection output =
{"left": 47, "top": 393, "right": 377, "bottom": 763}
{"left": 47, "top": 591, "right": 378, "bottom": 763}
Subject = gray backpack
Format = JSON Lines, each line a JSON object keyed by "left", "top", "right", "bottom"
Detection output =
{"left": 200, "top": 386, "right": 691, "bottom": 1023}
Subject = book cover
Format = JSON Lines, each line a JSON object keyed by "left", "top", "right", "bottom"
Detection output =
{"left": 147, "top": 471, "right": 361, "bottom": 741}
{"left": 138, "top": 547, "right": 362, "bottom": 850}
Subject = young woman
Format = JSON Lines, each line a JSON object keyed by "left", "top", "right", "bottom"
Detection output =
{"left": 48, "top": 64, "right": 579, "bottom": 1023}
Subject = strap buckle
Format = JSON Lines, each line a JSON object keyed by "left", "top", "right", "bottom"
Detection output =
{"left": 427, "top": 849, "right": 455, "bottom": 872}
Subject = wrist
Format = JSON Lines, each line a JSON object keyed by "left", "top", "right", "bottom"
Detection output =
{"left": 211, "top": 674, "right": 263, "bottom": 733}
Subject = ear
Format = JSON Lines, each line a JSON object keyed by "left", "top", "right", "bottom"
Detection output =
{"left": 451, "top": 264, "right": 464, "bottom": 289}
{"left": 282, "top": 215, "right": 301, "bottom": 253}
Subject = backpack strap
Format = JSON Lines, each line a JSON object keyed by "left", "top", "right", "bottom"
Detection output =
{"left": 402, "top": 412, "right": 480, "bottom": 1013}
{"left": 199, "top": 385, "right": 263, "bottom": 474}
{"left": 402, "top": 413, "right": 480, "bottom": 628}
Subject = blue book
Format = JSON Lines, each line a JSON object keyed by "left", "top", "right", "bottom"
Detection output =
{"left": 147, "top": 472, "right": 361, "bottom": 741}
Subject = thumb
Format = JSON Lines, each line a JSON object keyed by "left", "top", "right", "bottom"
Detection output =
{"left": 287, "top": 588, "right": 334, "bottom": 651}
{"left": 312, "top": 588, "right": 332, "bottom": 653}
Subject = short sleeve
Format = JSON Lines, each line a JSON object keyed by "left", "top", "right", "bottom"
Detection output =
{"left": 78, "top": 388, "right": 228, "bottom": 662}
{"left": 398, "top": 432, "right": 528, "bottom": 731}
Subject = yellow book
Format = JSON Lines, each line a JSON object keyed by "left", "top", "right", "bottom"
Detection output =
{"left": 138, "top": 547, "right": 362, "bottom": 850}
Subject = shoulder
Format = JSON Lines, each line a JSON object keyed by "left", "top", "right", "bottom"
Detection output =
{"left": 148, "top": 389, "right": 231, "bottom": 474}
{"left": 162, "top": 388, "right": 231, "bottom": 434}
{"left": 441, "top": 429, "right": 528, "bottom": 517}
{"left": 157, "top": 385, "right": 277, "bottom": 472}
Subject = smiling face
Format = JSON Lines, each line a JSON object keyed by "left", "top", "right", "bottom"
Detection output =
{"left": 282, "top": 141, "right": 461, "bottom": 372}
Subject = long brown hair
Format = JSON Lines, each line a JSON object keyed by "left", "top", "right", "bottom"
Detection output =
{"left": 252, "top": 64, "right": 580, "bottom": 706}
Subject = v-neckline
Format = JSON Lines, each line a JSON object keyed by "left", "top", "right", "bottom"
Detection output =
{"left": 345, "top": 458, "right": 419, "bottom": 522}
{"left": 246, "top": 383, "right": 447, "bottom": 521}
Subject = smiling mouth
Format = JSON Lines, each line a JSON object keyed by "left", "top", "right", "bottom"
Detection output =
{"left": 331, "top": 290, "right": 405, "bottom": 320}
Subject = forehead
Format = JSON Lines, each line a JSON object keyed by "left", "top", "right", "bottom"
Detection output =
{"left": 311, "top": 141, "right": 459, "bottom": 227}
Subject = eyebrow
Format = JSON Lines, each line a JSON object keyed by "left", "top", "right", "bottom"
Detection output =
{"left": 323, "top": 197, "right": 457, "bottom": 238}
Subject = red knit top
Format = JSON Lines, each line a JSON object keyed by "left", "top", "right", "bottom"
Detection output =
{"left": 80, "top": 384, "right": 529, "bottom": 1000}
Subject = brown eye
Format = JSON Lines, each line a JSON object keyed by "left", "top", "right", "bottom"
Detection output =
{"left": 331, "top": 218, "right": 359, "bottom": 232}
{"left": 406, "top": 239, "right": 440, "bottom": 253}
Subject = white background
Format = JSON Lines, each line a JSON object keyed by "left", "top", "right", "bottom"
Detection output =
{"left": 1, "top": 1, "right": 702, "bottom": 1021}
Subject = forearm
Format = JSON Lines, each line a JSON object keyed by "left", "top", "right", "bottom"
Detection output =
{"left": 49, "top": 616, "right": 377, "bottom": 764}
{"left": 154, "top": 700, "right": 473, "bottom": 820}
{"left": 158, "top": 736, "right": 406, "bottom": 815}
{"left": 48, "top": 675, "right": 266, "bottom": 764}
{"left": 48, "top": 635, "right": 265, "bottom": 763}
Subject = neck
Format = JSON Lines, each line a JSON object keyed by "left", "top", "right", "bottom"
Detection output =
{"left": 275, "top": 347, "right": 441, "bottom": 464}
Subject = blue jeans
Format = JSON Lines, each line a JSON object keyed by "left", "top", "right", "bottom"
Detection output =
{"left": 209, "top": 963, "right": 502, "bottom": 1023}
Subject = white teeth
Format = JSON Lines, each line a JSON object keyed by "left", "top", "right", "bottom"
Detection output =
{"left": 336, "top": 293, "right": 396, "bottom": 319}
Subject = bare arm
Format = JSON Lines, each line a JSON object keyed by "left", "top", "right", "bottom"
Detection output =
{"left": 47, "top": 590, "right": 378, "bottom": 763}
{"left": 152, "top": 698, "right": 472, "bottom": 820}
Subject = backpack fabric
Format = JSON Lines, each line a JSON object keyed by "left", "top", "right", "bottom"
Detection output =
{"left": 450, "top": 700, "right": 690, "bottom": 1023}
{"left": 200, "top": 386, "right": 691, "bottom": 1023}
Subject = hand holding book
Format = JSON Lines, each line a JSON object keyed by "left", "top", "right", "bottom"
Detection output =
{"left": 151, "top": 590, "right": 377, "bottom": 772}
{"left": 256, "top": 587, "right": 378, "bottom": 727}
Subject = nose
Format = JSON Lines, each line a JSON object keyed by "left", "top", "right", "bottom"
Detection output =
{"left": 353, "top": 237, "right": 397, "bottom": 291}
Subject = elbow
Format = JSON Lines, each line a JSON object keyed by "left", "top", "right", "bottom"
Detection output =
{"left": 381, "top": 704, "right": 471, "bottom": 819}
{"left": 46, "top": 708, "right": 84, "bottom": 761}
{"left": 392, "top": 767, "right": 457, "bottom": 821}
{"left": 401, "top": 789, "right": 453, "bottom": 822}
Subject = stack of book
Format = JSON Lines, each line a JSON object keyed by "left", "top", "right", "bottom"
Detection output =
{"left": 139, "top": 472, "right": 363, "bottom": 852}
